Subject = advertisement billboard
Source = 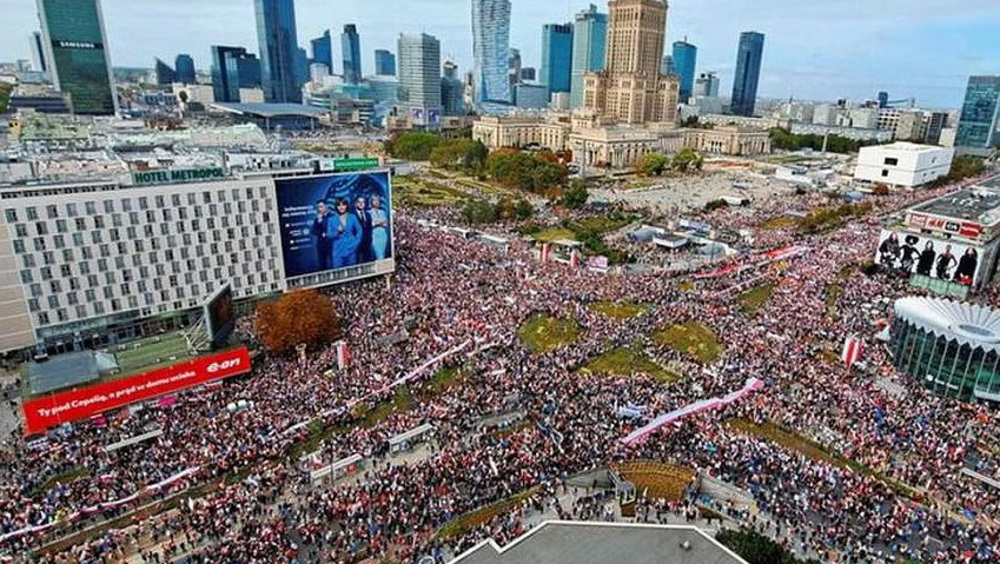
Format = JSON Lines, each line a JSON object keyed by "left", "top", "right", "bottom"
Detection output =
{"left": 21, "top": 347, "right": 251, "bottom": 435}
{"left": 875, "top": 229, "right": 983, "bottom": 287}
{"left": 275, "top": 172, "right": 395, "bottom": 287}
{"left": 204, "top": 283, "right": 235, "bottom": 348}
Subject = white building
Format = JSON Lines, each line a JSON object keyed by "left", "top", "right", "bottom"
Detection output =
{"left": 854, "top": 142, "right": 954, "bottom": 188}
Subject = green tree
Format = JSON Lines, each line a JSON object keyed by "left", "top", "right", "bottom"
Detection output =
{"left": 514, "top": 199, "right": 535, "bottom": 219}
{"left": 561, "top": 180, "right": 589, "bottom": 209}
{"left": 486, "top": 150, "right": 568, "bottom": 194}
{"left": 636, "top": 152, "right": 669, "bottom": 176}
{"left": 0, "top": 83, "right": 12, "bottom": 115}
{"left": 671, "top": 147, "right": 704, "bottom": 172}
{"left": 716, "top": 528, "right": 821, "bottom": 564}
{"left": 461, "top": 198, "right": 499, "bottom": 224}
{"left": 386, "top": 131, "right": 442, "bottom": 161}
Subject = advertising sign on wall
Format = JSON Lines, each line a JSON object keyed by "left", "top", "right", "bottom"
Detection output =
{"left": 22, "top": 347, "right": 251, "bottom": 435}
{"left": 275, "top": 172, "right": 394, "bottom": 283}
{"left": 875, "top": 229, "right": 982, "bottom": 287}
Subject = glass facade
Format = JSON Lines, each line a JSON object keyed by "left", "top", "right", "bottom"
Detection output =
{"left": 672, "top": 41, "right": 697, "bottom": 102}
{"left": 891, "top": 319, "right": 1000, "bottom": 401}
{"left": 311, "top": 30, "right": 332, "bottom": 73}
{"left": 731, "top": 31, "right": 765, "bottom": 117}
{"left": 211, "top": 46, "right": 259, "bottom": 103}
{"left": 375, "top": 49, "right": 396, "bottom": 76}
{"left": 155, "top": 58, "right": 176, "bottom": 86}
{"left": 956, "top": 76, "right": 1000, "bottom": 153}
{"left": 541, "top": 23, "right": 573, "bottom": 96}
{"left": 342, "top": 25, "right": 362, "bottom": 85}
{"left": 254, "top": 0, "right": 301, "bottom": 103}
{"left": 397, "top": 33, "right": 441, "bottom": 126}
{"left": 472, "top": 0, "right": 512, "bottom": 105}
{"left": 174, "top": 54, "right": 195, "bottom": 84}
{"left": 37, "top": 0, "right": 116, "bottom": 115}
{"left": 570, "top": 4, "right": 606, "bottom": 109}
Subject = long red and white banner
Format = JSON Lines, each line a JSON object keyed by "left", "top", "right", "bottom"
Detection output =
{"left": 22, "top": 347, "right": 252, "bottom": 435}
{"left": 621, "top": 377, "right": 765, "bottom": 445}
{"left": 842, "top": 336, "right": 864, "bottom": 368}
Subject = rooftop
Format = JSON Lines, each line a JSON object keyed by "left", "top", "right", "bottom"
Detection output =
{"left": 866, "top": 141, "right": 948, "bottom": 152}
{"left": 911, "top": 177, "right": 1000, "bottom": 225}
{"left": 448, "top": 521, "right": 748, "bottom": 564}
{"left": 210, "top": 103, "right": 327, "bottom": 118}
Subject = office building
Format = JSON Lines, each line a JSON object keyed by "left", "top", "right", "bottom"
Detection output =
{"left": 672, "top": 40, "right": 697, "bottom": 102}
{"left": 508, "top": 48, "right": 522, "bottom": 92}
{"left": 155, "top": 59, "right": 177, "bottom": 86}
{"left": 36, "top": 0, "right": 118, "bottom": 115}
{"left": 342, "top": 24, "right": 362, "bottom": 84}
{"left": 254, "top": 0, "right": 301, "bottom": 103}
{"left": 375, "top": 49, "right": 396, "bottom": 76}
{"left": 956, "top": 76, "right": 1000, "bottom": 156}
{"left": 311, "top": 30, "right": 332, "bottom": 73}
{"left": 582, "top": 0, "right": 679, "bottom": 125}
{"left": 211, "top": 46, "right": 261, "bottom": 103}
{"left": 174, "top": 54, "right": 196, "bottom": 84}
{"left": 541, "top": 23, "right": 573, "bottom": 96}
{"left": 694, "top": 71, "right": 719, "bottom": 98}
{"left": 853, "top": 142, "right": 954, "bottom": 188}
{"left": 442, "top": 60, "right": 465, "bottom": 116}
{"left": 397, "top": 33, "right": 442, "bottom": 127}
{"left": 661, "top": 55, "right": 674, "bottom": 76}
{"left": 730, "top": 31, "right": 765, "bottom": 117}
{"left": 29, "top": 31, "right": 47, "bottom": 73}
{"left": 520, "top": 67, "right": 536, "bottom": 82}
{"left": 472, "top": 0, "right": 512, "bottom": 104}
{"left": 296, "top": 47, "right": 309, "bottom": 90}
{"left": 570, "top": 4, "right": 607, "bottom": 108}
{"left": 515, "top": 84, "right": 550, "bottom": 110}
{"left": 878, "top": 91, "right": 889, "bottom": 109}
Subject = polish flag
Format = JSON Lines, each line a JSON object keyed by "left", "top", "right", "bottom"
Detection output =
{"left": 336, "top": 341, "right": 350, "bottom": 370}
{"left": 842, "top": 336, "right": 863, "bottom": 368}
{"left": 570, "top": 251, "right": 580, "bottom": 268}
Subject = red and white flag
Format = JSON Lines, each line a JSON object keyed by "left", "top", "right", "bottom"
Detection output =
{"left": 336, "top": 341, "right": 350, "bottom": 370}
{"left": 842, "top": 336, "right": 864, "bottom": 368}
{"left": 570, "top": 250, "right": 580, "bottom": 268}
{"left": 540, "top": 243, "right": 551, "bottom": 263}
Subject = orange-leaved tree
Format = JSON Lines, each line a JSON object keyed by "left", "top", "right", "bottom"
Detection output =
{"left": 254, "top": 290, "right": 341, "bottom": 354}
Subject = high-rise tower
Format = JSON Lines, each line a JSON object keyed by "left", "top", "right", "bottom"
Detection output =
{"left": 471, "top": 0, "right": 512, "bottom": 105}
{"left": 254, "top": 0, "right": 301, "bottom": 103}
{"left": 730, "top": 31, "right": 765, "bottom": 117}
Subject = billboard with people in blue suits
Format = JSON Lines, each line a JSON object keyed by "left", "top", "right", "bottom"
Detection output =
{"left": 275, "top": 172, "right": 394, "bottom": 285}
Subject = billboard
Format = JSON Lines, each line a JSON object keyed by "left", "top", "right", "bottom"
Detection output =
{"left": 204, "top": 283, "right": 235, "bottom": 348}
{"left": 875, "top": 229, "right": 982, "bottom": 287}
{"left": 21, "top": 347, "right": 251, "bottom": 435}
{"left": 275, "top": 172, "right": 394, "bottom": 285}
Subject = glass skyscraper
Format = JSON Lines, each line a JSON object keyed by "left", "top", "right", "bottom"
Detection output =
{"left": 254, "top": 0, "right": 301, "bottom": 103}
{"left": 155, "top": 58, "right": 176, "bottom": 86}
{"left": 310, "top": 30, "right": 332, "bottom": 73}
{"left": 956, "top": 76, "right": 1000, "bottom": 156}
{"left": 342, "top": 24, "right": 362, "bottom": 85}
{"left": 672, "top": 40, "right": 697, "bottom": 102}
{"left": 730, "top": 31, "right": 765, "bottom": 117}
{"left": 442, "top": 60, "right": 465, "bottom": 116}
{"left": 211, "top": 46, "right": 260, "bottom": 103}
{"left": 36, "top": 0, "right": 117, "bottom": 115}
{"left": 471, "top": 0, "right": 512, "bottom": 105}
{"left": 541, "top": 23, "right": 573, "bottom": 96}
{"left": 375, "top": 50, "right": 396, "bottom": 76}
{"left": 174, "top": 54, "right": 195, "bottom": 84}
{"left": 570, "top": 4, "right": 606, "bottom": 108}
{"left": 397, "top": 33, "right": 441, "bottom": 127}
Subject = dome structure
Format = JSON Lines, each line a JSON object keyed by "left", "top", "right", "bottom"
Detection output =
{"left": 891, "top": 297, "right": 1000, "bottom": 402}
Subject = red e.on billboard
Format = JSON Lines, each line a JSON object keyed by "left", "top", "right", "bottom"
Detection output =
{"left": 21, "top": 347, "right": 251, "bottom": 435}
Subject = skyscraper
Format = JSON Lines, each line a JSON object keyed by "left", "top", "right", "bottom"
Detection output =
{"left": 471, "top": 0, "right": 512, "bottom": 105}
{"left": 296, "top": 47, "right": 309, "bottom": 89}
{"left": 342, "top": 24, "right": 362, "bottom": 84}
{"left": 508, "top": 48, "right": 521, "bottom": 92}
{"left": 730, "top": 31, "right": 765, "bottom": 117}
{"left": 36, "top": 0, "right": 117, "bottom": 115}
{"left": 174, "top": 54, "right": 196, "bottom": 84}
{"left": 672, "top": 40, "right": 696, "bottom": 102}
{"left": 570, "top": 3, "right": 606, "bottom": 108}
{"left": 442, "top": 60, "right": 465, "bottom": 116}
{"left": 211, "top": 46, "right": 260, "bottom": 103}
{"left": 541, "top": 23, "right": 573, "bottom": 96}
{"left": 583, "top": 0, "right": 678, "bottom": 124}
{"left": 28, "top": 31, "right": 47, "bottom": 73}
{"left": 254, "top": 0, "right": 301, "bottom": 103}
{"left": 375, "top": 49, "right": 396, "bottom": 76}
{"left": 397, "top": 33, "right": 442, "bottom": 127}
{"left": 694, "top": 71, "right": 719, "bottom": 98}
{"left": 956, "top": 76, "right": 1000, "bottom": 156}
{"left": 311, "top": 30, "right": 332, "bottom": 73}
{"left": 155, "top": 58, "right": 177, "bottom": 86}
{"left": 661, "top": 55, "right": 674, "bottom": 76}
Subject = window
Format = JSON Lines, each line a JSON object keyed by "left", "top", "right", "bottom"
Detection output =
{"left": 72, "top": 233, "right": 84, "bottom": 247}
{"left": 75, "top": 218, "right": 87, "bottom": 230}
{"left": 59, "top": 265, "right": 71, "bottom": 277}
{"left": 94, "top": 302, "right": 104, "bottom": 315}
{"left": 37, "top": 312, "right": 49, "bottom": 326}
{"left": 15, "top": 224, "right": 28, "bottom": 237}
{"left": 56, "top": 219, "right": 67, "bottom": 233}
{"left": 21, "top": 255, "right": 35, "bottom": 268}
{"left": 881, "top": 169, "right": 889, "bottom": 177}
{"left": 47, "top": 296, "right": 59, "bottom": 309}
{"left": 76, "top": 305, "right": 88, "bottom": 318}
{"left": 26, "top": 207, "right": 38, "bottom": 220}
{"left": 122, "top": 198, "right": 133, "bottom": 212}
{"left": 53, "top": 235, "right": 64, "bottom": 249}
{"left": 45, "top": 204, "right": 58, "bottom": 219}
{"left": 20, "top": 270, "right": 32, "bottom": 284}
{"left": 155, "top": 195, "right": 165, "bottom": 208}
{"left": 35, "top": 222, "right": 48, "bottom": 235}
{"left": 85, "top": 201, "right": 96, "bottom": 215}
{"left": 62, "top": 249, "right": 74, "bottom": 262}
{"left": 4, "top": 209, "right": 17, "bottom": 222}
{"left": 171, "top": 194, "right": 181, "bottom": 206}
{"left": 27, "top": 298, "right": 39, "bottom": 312}
{"left": 138, "top": 197, "right": 148, "bottom": 210}
{"left": 884, "top": 157, "right": 899, "bottom": 166}
{"left": 50, "top": 280, "right": 62, "bottom": 293}
{"left": 103, "top": 200, "right": 114, "bottom": 213}
{"left": 33, "top": 237, "right": 46, "bottom": 251}
{"left": 66, "top": 203, "right": 78, "bottom": 217}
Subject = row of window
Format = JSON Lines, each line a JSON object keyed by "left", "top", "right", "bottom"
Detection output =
{"left": 3, "top": 185, "right": 271, "bottom": 223}
{"left": 13, "top": 222, "right": 274, "bottom": 255}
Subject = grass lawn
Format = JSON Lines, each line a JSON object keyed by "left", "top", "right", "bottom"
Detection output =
{"left": 582, "top": 347, "right": 680, "bottom": 384}
{"left": 113, "top": 333, "right": 192, "bottom": 375}
{"left": 436, "top": 487, "right": 540, "bottom": 540}
{"left": 616, "top": 461, "right": 695, "bottom": 501}
{"left": 572, "top": 216, "right": 634, "bottom": 234}
{"left": 517, "top": 315, "right": 582, "bottom": 354}
{"left": 738, "top": 283, "right": 774, "bottom": 316}
{"left": 393, "top": 178, "right": 468, "bottom": 208}
{"left": 587, "top": 301, "right": 651, "bottom": 320}
{"left": 757, "top": 216, "right": 800, "bottom": 231}
{"left": 655, "top": 321, "right": 723, "bottom": 364}
{"left": 532, "top": 227, "right": 579, "bottom": 242}
{"left": 824, "top": 284, "right": 843, "bottom": 317}
{"left": 422, "top": 366, "right": 464, "bottom": 397}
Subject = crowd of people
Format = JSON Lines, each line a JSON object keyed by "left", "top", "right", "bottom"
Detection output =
{"left": 2, "top": 170, "right": 1000, "bottom": 563}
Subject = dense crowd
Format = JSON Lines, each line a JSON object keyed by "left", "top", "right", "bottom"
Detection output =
{"left": 2, "top": 171, "right": 1000, "bottom": 563}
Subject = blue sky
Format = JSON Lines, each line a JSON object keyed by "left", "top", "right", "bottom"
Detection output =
{"left": 5, "top": 0, "right": 1000, "bottom": 108}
